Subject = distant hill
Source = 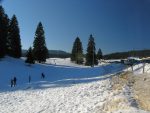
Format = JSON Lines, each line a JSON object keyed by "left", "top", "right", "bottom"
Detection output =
{"left": 48, "top": 50, "right": 70, "bottom": 58}
{"left": 104, "top": 49, "right": 150, "bottom": 59}
{"left": 22, "top": 50, "right": 70, "bottom": 58}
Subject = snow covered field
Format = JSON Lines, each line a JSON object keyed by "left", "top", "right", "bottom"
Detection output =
{"left": 0, "top": 57, "right": 124, "bottom": 91}
{"left": 0, "top": 79, "right": 112, "bottom": 113}
{"left": 0, "top": 57, "right": 150, "bottom": 113}
{"left": 46, "top": 58, "right": 107, "bottom": 67}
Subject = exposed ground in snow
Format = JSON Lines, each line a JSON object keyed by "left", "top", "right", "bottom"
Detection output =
{"left": 0, "top": 57, "right": 150, "bottom": 113}
{"left": 132, "top": 73, "right": 150, "bottom": 111}
{"left": 106, "top": 63, "right": 150, "bottom": 113}
{"left": 125, "top": 63, "right": 150, "bottom": 112}
{"left": 102, "top": 72, "right": 149, "bottom": 113}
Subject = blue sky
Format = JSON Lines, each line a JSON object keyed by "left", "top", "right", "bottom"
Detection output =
{"left": 1, "top": 0, "right": 150, "bottom": 54}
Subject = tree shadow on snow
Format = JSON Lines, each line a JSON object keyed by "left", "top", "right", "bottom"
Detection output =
{"left": 0, "top": 63, "right": 125, "bottom": 92}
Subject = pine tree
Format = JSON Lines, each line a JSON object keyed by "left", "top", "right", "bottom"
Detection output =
{"left": 97, "top": 48, "right": 103, "bottom": 60}
{"left": 71, "top": 37, "right": 84, "bottom": 64}
{"left": 33, "top": 22, "right": 48, "bottom": 63}
{"left": 8, "top": 15, "right": 22, "bottom": 58}
{"left": 0, "top": 6, "right": 9, "bottom": 58}
{"left": 71, "top": 43, "right": 76, "bottom": 61}
{"left": 85, "top": 34, "right": 98, "bottom": 66}
{"left": 5, "top": 14, "right": 10, "bottom": 55}
{"left": 25, "top": 47, "right": 35, "bottom": 64}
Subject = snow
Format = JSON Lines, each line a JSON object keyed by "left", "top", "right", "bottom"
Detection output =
{"left": 126, "top": 63, "right": 150, "bottom": 75}
{"left": 0, "top": 57, "right": 149, "bottom": 113}
{"left": 0, "top": 57, "right": 124, "bottom": 91}
{"left": 0, "top": 79, "right": 112, "bottom": 113}
{"left": 127, "top": 57, "right": 141, "bottom": 60}
{"left": 46, "top": 58, "right": 82, "bottom": 67}
{"left": 46, "top": 58, "right": 107, "bottom": 67}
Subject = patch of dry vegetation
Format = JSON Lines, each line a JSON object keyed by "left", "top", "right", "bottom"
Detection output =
{"left": 102, "top": 72, "right": 133, "bottom": 113}
{"left": 100, "top": 71, "right": 150, "bottom": 113}
{"left": 132, "top": 74, "right": 150, "bottom": 111}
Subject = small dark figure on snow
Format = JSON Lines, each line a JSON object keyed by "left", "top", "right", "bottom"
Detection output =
{"left": 29, "top": 75, "right": 31, "bottom": 83}
{"left": 41, "top": 73, "right": 45, "bottom": 79}
{"left": 10, "top": 79, "right": 13, "bottom": 87}
{"left": 13, "top": 77, "right": 17, "bottom": 87}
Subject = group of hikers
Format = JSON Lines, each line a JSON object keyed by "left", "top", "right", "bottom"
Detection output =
{"left": 10, "top": 73, "right": 45, "bottom": 88}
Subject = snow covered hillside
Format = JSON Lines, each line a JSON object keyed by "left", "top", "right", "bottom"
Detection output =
{"left": 0, "top": 57, "right": 149, "bottom": 113}
{"left": 0, "top": 79, "right": 112, "bottom": 113}
{"left": 0, "top": 57, "right": 124, "bottom": 91}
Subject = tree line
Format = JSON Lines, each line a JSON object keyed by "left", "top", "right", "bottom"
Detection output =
{"left": 0, "top": 5, "right": 48, "bottom": 63}
{"left": 22, "top": 50, "right": 71, "bottom": 58}
{"left": 104, "top": 49, "right": 150, "bottom": 59}
{"left": 71, "top": 35, "right": 103, "bottom": 66}
{"left": 0, "top": 5, "right": 103, "bottom": 66}
{"left": 0, "top": 6, "right": 21, "bottom": 58}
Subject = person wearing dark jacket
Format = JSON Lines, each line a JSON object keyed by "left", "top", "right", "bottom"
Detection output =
{"left": 29, "top": 75, "right": 31, "bottom": 83}
{"left": 10, "top": 79, "right": 13, "bottom": 87}
{"left": 41, "top": 73, "right": 45, "bottom": 79}
{"left": 13, "top": 77, "right": 17, "bottom": 87}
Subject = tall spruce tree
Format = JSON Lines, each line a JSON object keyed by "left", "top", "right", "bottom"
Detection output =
{"left": 97, "top": 48, "right": 103, "bottom": 60}
{"left": 71, "top": 37, "right": 84, "bottom": 64}
{"left": 25, "top": 47, "right": 35, "bottom": 64}
{"left": 8, "top": 15, "right": 22, "bottom": 58}
{"left": 71, "top": 42, "right": 76, "bottom": 61}
{"left": 0, "top": 6, "right": 9, "bottom": 58}
{"left": 33, "top": 22, "right": 48, "bottom": 63}
{"left": 5, "top": 14, "right": 10, "bottom": 55}
{"left": 85, "top": 34, "right": 98, "bottom": 66}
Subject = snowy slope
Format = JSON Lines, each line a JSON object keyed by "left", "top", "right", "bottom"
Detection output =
{"left": 0, "top": 57, "right": 149, "bottom": 113}
{"left": 46, "top": 58, "right": 107, "bottom": 67}
{"left": 0, "top": 79, "right": 112, "bottom": 113}
{"left": 46, "top": 58, "right": 83, "bottom": 67}
{"left": 0, "top": 56, "right": 124, "bottom": 91}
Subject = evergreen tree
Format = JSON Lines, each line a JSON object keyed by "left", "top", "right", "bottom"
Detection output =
{"left": 8, "top": 15, "right": 22, "bottom": 58}
{"left": 25, "top": 47, "right": 35, "bottom": 64}
{"left": 71, "top": 37, "right": 84, "bottom": 64}
{"left": 85, "top": 34, "right": 98, "bottom": 66}
{"left": 33, "top": 22, "right": 48, "bottom": 63}
{"left": 5, "top": 14, "right": 10, "bottom": 55}
{"left": 71, "top": 41, "right": 76, "bottom": 61}
{"left": 0, "top": 6, "right": 9, "bottom": 58}
{"left": 97, "top": 48, "right": 103, "bottom": 60}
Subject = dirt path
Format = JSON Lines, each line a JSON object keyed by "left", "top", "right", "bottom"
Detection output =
{"left": 102, "top": 72, "right": 150, "bottom": 113}
{"left": 102, "top": 72, "right": 136, "bottom": 113}
{"left": 132, "top": 73, "right": 150, "bottom": 111}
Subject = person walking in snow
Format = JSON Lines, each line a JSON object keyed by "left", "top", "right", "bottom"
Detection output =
{"left": 13, "top": 77, "right": 17, "bottom": 87}
{"left": 10, "top": 79, "right": 13, "bottom": 87}
{"left": 29, "top": 75, "right": 31, "bottom": 83}
{"left": 41, "top": 73, "right": 45, "bottom": 79}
